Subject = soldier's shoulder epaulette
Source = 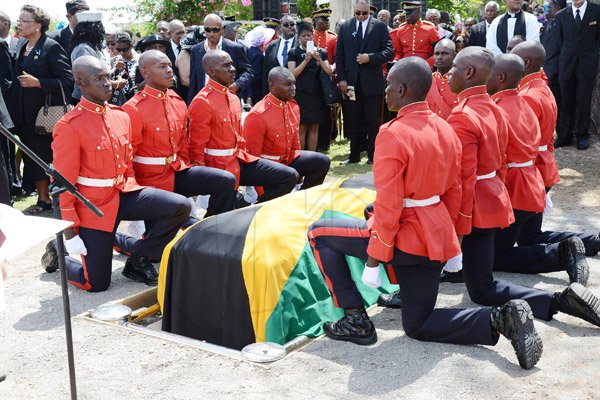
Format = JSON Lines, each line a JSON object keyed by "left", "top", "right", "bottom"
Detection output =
{"left": 399, "top": 22, "right": 407, "bottom": 27}
{"left": 328, "top": 30, "right": 337, "bottom": 36}
{"left": 422, "top": 20, "right": 435, "bottom": 26}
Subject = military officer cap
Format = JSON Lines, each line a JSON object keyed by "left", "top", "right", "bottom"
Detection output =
{"left": 312, "top": 8, "right": 332, "bottom": 19}
{"left": 263, "top": 17, "right": 281, "bottom": 29}
{"left": 402, "top": 1, "right": 423, "bottom": 12}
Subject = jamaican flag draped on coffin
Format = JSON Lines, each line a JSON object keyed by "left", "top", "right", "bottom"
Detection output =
{"left": 157, "top": 174, "right": 399, "bottom": 350}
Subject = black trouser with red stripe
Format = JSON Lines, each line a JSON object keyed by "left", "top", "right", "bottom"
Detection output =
{"left": 463, "top": 227, "right": 555, "bottom": 321}
{"left": 308, "top": 218, "right": 499, "bottom": 345}
{"left": 66, "top": 188, "right": 190, "bottom": 292}
{"left": 517, "top": 188, "right": 598, "bottom": 257}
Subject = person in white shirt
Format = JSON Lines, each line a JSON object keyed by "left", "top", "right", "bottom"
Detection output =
{"left": 486, "top": 0, "right": 540, "bottom": 55}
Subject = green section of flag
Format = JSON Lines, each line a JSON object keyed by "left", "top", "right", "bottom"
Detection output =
{"left": 264, "top": 210, "right": 399, "bottom": 344}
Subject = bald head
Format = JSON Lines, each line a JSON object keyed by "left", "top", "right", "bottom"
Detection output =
{"left": 449, "top": 46, "right": 495, "bottom": 93}
{"left": 268, "top": 66, "right": 294, "bottom": 83}
{"left": 506, "top": 35, "right": 525, "bottom": 53}
{"left": 202, "top": 50, "right": 235, "bottom": 86}
{"left": 202, "top": 49, "right": 229, "bottom": 71}
{"left": 72, "top": 55, "right": 106, "bottom": 80}
{"left": 204, "top": 13, "right": 222, "bottom": 26}
{"left": 138, "top": 49, "right": 168, "bottom": 69}
{"left": 386, "top": 57, "right": 432, "bottom": 111}
{"left": 436, "top": 38, "right": 456, "bottom": 53}
{"left": 139, "top": 50, "right": 173, "bottom": 89}
{"left": 486, "top": 53, "right": 525, "bottom": 94}
{"left": 511, "top": 40, "right": 546, "bottom": 74}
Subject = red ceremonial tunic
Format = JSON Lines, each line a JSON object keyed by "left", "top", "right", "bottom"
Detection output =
{"left": 447, "top": 85, "right": 514, "bottom": 236}
{"left": 391, "top": 20, "right": 440, "bottom": 66}
{"left": 242, "top": 93, "right": 301, "bottom": 165}
{"left": 367, "top": 101, "right": 462, "bottom": 263}
{"left": 122, "top": 85, "right": 190, "bottom": 191}
{"left": 313, "top": 29, "right": 337, "bottom": 65}
{"left": 188, "top": 79, "right": 258, "bottom": 188}
{"left": 518, "top": 71, "right": 560, "bottom": 189}
{"left": 52, "top": 97, "right": 143, "bottom": 232}
{"left": 425, "top": 71, "right": 458, "bottom": 120}
{"left": 492, "top": 89, "right": 545, "bottom": 213}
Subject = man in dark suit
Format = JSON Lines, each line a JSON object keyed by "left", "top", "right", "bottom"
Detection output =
{"left": 0, "top": 12, "right": 18, "bottom": 57}
{"left": 541, "top": 0, "right": 563, "bottom": 117}
{"left": 467, "top": 1, "right": 500, "bottom": 47}
{"left": 188, "top": 14, "right": 253, "bottom": 103}
{"left": 262, "top": 14, "right": 297, "bottom": 98}
{"left": 336, "top": 0, "right": 394, "bottom": 164}
{"left": 554, "top": 0, "right": 600, "bottom": 150}
{"left": 166, "top": 19, "right": 186, "bottom": 100}
{"left": 48, "top": 0, "right": 89, "bottom": 55}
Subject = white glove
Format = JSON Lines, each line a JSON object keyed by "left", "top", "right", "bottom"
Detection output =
{"left": 242, "top": 186, "right": 258, "bottom": 204}
{"left": 443, "top": 253, "right": 463, "bottom": 272}
{"left": 361, "top": 264, "right": 382, "bottom": 288}
{"left": 543, "top": 193, "right": 553, "bottom": 215}
{"left": 196, "top": 195, "right": 210, "bottom": 210}
{"left": 65, "top": 235, "right": 87, "bottom": 256}
{"left": 127, "top": 220, "right": 145, "bottom": 239}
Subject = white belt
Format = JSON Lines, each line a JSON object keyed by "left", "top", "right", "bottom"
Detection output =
{"left": 508, "top": 160, "right": 534, "bottom": 168}
{"left": 476, "top": 171, "right": 497, "bottom": 181}
{"left": 538, "top": 145, "right": 548, "bottom": 152}
{"left": 261, "top": 154, "right": 282, "bottom": 161}
{"left": 204, "top": 147, "right": 236, "bottom": 156}
{"left": 77, "top": 175, "right": 123, "bottom": 187}
{"left": 134, "top": 154, "right": 177, "bottom": 165}
{"left": 404, "top": 195, "right": 440, "bottom": 208}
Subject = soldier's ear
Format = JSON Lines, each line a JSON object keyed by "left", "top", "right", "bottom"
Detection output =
{"left": 398, "top": 83, "right": 407, "bottom": 98}
{"left": 498, "top": 72, "right": 506, "bottom": 83}
{"left": 465, "top": 65, "right": 475, "bottom": 81}
{"left": 523, "top": 57, "right": 531, "bottom": 69}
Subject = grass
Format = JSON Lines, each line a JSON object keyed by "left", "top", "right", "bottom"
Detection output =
{"left": 13, "top": 138, "right": 372, "bottom": 214}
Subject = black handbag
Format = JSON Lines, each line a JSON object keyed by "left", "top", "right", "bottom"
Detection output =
{"left": 319, "top": 70, "right": 341, "bottom": 105}
{"left": 34, "top": 79, "right": 73, "bottom": 135}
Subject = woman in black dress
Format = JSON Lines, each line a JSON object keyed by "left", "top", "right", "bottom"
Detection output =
{"left": 287, "top": 21, "right": 332, "bottom": 151}
{"left": 9, "top": 5, "right": 72, "bottom": 212}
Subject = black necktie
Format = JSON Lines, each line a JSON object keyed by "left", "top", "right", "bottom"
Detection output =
{"left": 576, "top": 9, "right": 582, "bottom": 28}
{"left": 282, "top": 40, "right": 289, "bottom": 66}
{"left": 357, "top": 21, "right": 364, "bottom": 47}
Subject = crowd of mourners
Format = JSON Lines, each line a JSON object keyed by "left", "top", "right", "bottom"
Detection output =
{"left": 0, "top": 0, "right": 599, "bottom": 372}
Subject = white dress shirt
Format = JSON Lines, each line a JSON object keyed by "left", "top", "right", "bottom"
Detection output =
{"left": 170, "top": 39, "right": 180, "bottom": 58}
{"left": 355, "top": 16, "right": 371, "bottom": 38}
{"left": 572, "top": 1, "right": 588, "bottom": 19}
{"left": 486, "top": 11, "right": 541, "bottom": 56}
{"left": 277, "top": 37, "right": 293, "bottom": 67}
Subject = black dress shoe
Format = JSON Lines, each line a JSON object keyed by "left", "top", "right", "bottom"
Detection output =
{"left": 554, "top": 138, "right": 572, "bottom": 148}
{"left": 122, "top": 255, "right": 159, "bottom": 286}
{"left": 323, "top": 308, "right": 377, "bottom": 345}
{"left": 577, "top": 137, "right": 589, "bottom": 150}
{"left": 558, "top": 237, "right": 589, "bottom": 286}
{"left": 377, "top": 291, "right": 402, "bottom": 308}
{"left": 41, "top": 239, "right": 60, "bottom": 273}
{"left": 491, "top": 300, "right": 543, "bottom": 370}
{"left": 554, "top": 283, "right": 600, "bottom": 327}
{"left": 439, "top": 269, "right": 464, "bottom": 283}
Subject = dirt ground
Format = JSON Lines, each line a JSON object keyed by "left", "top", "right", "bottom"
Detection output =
{"left": 1, "top": 143, "right": 600, "bottom": 400}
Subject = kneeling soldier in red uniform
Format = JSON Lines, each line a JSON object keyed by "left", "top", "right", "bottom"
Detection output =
{"left": 42, "top": 56, "right": 191, "bottom": 292}
{"left": 243, "top": 67, "right": 330, "bottom": 190}
{"left": 188, "top": 51, "right": 297, "bottom": 207}
{"left": 308, "top": 57, "right": 544, "bottom": 370}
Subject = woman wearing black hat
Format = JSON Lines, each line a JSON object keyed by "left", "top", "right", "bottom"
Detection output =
{"left": 287, "top": 20, "right": 332, "bottom": 152}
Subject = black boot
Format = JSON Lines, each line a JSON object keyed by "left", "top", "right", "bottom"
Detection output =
{"left": 439, "top": 269, "right": 464, "bottom": 283}
{"left": 41, "top": 239, "right": 61, "bottom": 273}
{"left": 122, "top": 255, "right": 159, "bottom": 286}
{"left": 377, "top": 291, "right": 402, "bottom": 309}
{"left": 323, "top": 308, "right": 377, "bottom": 345}
{"left": 491, "top": 300, "right": 543, "bottom": 370}
{"left": 553, "top": 283, "right": 600, "bottom": 327}
{"left": 558, "top": 237, "right": 589, "bottom": 286}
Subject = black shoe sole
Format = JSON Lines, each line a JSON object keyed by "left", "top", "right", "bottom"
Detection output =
{"left": 324, "top": 325, "right": 378, "bottom": 346}
{"left": 377, "top": 293, "right": 402, "bottom": 309}
{"left": 41, "top": 241, "right": 59, "bottom": 273}
{"left": 561, "top": 283, "right": 600, "bottom": 327}
{"left": 560, "top": 238, "right": 589, "bottom": 286}
{"left": 505, "top": 300, "right": 543, "bottom": 370}
{"left": 122, "top": 267, "right": 158, "bottom": 286}
{"left": 439, "top": 271, "right": 464, "bottom": 284}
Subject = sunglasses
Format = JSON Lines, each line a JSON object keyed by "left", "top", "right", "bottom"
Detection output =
{"left": 282, "top": 22, "right": 296, "bottom": 27}
{"left": 204, "top": 27, "right": 222, "bottom": 33}
{"left": 116, "top": 47, "right": 131, "bottom": 53}
{"left": 355, "top": 11, "right": 369, "bottom": 16}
